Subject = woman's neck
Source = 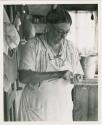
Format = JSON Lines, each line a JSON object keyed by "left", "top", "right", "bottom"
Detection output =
{"left": 45, "top": 33, "right": 62, "bottom": 55}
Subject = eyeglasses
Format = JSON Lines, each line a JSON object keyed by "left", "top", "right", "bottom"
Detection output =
{"left": 53, "top": 26, "right": 70, "bottom": 35}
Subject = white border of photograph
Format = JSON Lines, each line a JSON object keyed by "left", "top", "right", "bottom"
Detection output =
{"left": 0, "top": 0, "right": 101, "bottom": 125}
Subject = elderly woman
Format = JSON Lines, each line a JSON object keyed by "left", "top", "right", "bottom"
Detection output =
{"left": 18, "top": 7, "right": 84, "bottom": 121}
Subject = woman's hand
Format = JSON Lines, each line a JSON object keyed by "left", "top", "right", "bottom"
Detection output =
{"left": 72, "top": 74, "right": 83, "bottom": 83}
{"left": 62, "top": 71, "right": 83, "bottom": 84}
{"left": 63, "top": 71, "right": 74, "bottom": 82}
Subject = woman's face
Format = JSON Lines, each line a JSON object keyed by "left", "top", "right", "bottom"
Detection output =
{"left": 48, "top": 23, "right": 71, "bottom": 44}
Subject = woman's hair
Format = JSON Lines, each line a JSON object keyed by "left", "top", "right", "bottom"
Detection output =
{"left": 46, "top": 7, "right": 72, "bottom": 25}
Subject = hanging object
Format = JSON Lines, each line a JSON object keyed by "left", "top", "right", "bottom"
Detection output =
{"left": 22, "top": 5, "right": 26, "bottom": 14}
{"left": 3, "top": 8, "right": 20, "bottom": 55}
{"left": 53, "top": 4, "right": 58, "bottom": 10}
{"left": 14, "top": 12, "right": 21, "bottom": 31}
{"left": 91, "top": 12, "right": 94, "bottom": 20}
{"left": 22, "top": 16, "right": 36, "bottom": 41}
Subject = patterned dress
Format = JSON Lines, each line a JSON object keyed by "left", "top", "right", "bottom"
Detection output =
{"left": 18, "top": 35, "right": 83, "bottom": 121}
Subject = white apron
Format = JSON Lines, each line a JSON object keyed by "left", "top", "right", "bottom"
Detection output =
{"left": 18, "top": 58, "right": 74, "bottom": 121}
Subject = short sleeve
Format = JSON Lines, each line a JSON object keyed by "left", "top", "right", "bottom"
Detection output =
{"left": 19, "top": 40, "right": 36, "bottom": 71}
{"left": 19, "top": 37, "right": 48, "bottom": 72}
{"left": 67, "top": 40, "right": 84, "bottom": 75}
{"left": 74, "top": 61, "right": 84, "bottom": 75}
{"left": 72, "top": 46, "right": 84, "bottom": 75}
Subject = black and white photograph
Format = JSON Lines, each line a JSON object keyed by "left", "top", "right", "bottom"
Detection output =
{"left": 2, "top": 0, "right": 100, "bottom": 123}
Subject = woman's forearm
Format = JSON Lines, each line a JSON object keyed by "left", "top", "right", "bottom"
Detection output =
{"left": 18, "top": 70, "right": 34, "bottom": 84}
{"left": 18, "top": 69, "right": 65, "bottom": 84}
{"left": 18, "top": 69, "right": 49, "bottom": 84}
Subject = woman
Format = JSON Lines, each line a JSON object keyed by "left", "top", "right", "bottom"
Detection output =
{"left": 18, "top": 7, "right": 84, "bottom": 121}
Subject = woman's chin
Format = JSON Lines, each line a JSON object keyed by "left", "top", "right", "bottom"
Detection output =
{"left": 55, "top": 38, "right": 62, "bottom": 44}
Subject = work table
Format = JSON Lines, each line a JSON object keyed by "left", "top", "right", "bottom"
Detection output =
{"left": 73, "top": 78, "right": 98, "bottom": 121}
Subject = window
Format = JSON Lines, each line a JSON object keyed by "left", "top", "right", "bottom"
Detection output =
{"left": 67, "top": 11, "right": 98, "bottom": 55}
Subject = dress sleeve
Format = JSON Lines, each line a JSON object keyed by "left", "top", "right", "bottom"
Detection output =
{"left": 67, "top": 40, "right": 84, "bottom": 75}
{"left": 19, "top": 37, "right": 47, "bottom": 72}
{"left": 19, "top": 40, "right": 36, "bottom": 71}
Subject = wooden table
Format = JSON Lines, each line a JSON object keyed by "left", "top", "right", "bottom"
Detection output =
{"left": 73, "top": 78, "right": 98, "bottom": 121}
